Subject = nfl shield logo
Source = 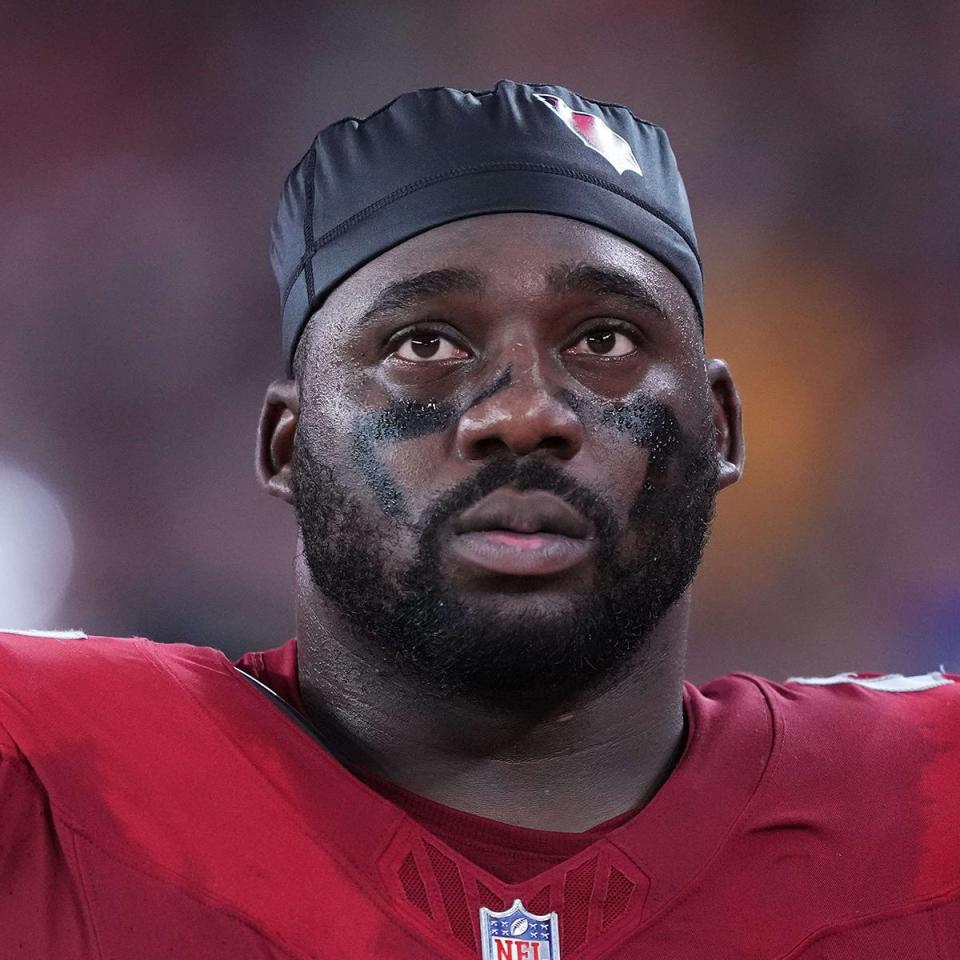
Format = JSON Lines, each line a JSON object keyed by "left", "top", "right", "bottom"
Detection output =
{"left": 479, "top": 898, "right": 560, "bottom": 959}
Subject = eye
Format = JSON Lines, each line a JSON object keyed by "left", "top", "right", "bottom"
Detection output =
{"left": 391, "top": 332, "right": 469, "bottom": 363}
{"left": 565, "top": 328, "right": 637, "bottom": 358}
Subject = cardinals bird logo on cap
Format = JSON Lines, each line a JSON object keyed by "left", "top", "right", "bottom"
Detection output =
{"left": 533, "top": 94, "right": 643, "bottom": 177}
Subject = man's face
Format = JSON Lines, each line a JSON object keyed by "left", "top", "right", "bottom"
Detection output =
{"left": 290, "top": 213, "right": 727, "bottom": 707}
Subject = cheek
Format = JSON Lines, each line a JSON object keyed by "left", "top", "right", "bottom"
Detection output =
{"left": 300, "top": 380, "right": 362, "bottom": 449}
{"left": 361, "top": 431, "right": 453, "bottom": 520}
{"left": 632, "top": 359, "right": 711, "bottom": 440}
{"left": 300, "top": 327, "right": 373, "bottom": 421}
{"left": 336, "top": 400, "right": 460, "bottom": 524}
{"left": 295, "top": 396, "right": 394, "bottom": 517}
{"left": 583, "top": 426, "right": 655, "bottom": 514}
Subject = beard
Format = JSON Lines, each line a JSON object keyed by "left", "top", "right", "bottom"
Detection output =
{"left": 292, "top": 409, "right": 718, "bottom": 709}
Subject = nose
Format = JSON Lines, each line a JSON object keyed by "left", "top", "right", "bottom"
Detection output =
{"left": 454, "top": 355, "right": 584, "bottom": 461}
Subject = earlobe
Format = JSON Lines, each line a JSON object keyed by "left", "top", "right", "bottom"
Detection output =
{"left": 256, "top": 379, "right": 300, "bottom": 504}
{"left": 706, "top": 359, "right": 744, "bottom": 490}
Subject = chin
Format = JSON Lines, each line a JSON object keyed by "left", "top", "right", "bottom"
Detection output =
{"left": 454, "top": 582, "right": 590, "bottom": 618}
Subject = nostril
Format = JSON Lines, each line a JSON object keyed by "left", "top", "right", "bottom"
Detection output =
{"left": 472, "top": 436, "right": 509, "bottom": 459}
{"left": 460, "top": 429, "right": 580, "bottom": 461}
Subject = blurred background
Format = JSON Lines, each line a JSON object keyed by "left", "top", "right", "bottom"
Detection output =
{"left": 2, "top": 0, "right": 958, "bottom": 683}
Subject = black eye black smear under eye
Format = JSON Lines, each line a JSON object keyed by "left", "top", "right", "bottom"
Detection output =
{"left": 352, "top": 380, "right": 681, "bottom": 517}
{"left": 350, "top": 399, "right": 458, "bottom": 518}
{"left": 560, "top": 389, "right": 682, "bottom": 471}
{"left": 350, "top": 369, "right": 515, "bottom": 517}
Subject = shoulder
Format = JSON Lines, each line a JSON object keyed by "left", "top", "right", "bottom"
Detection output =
{"left": 0, "top": 627, "right": 227, "bottom": 674}
{"left": 782, "top": 669, "right": 958, "bottom": 695}
{"left": 687, "top": 668, "right": 960, "bottom": 787}
{"left": 686, "top": 668, "right": 960, "bottom": 766}
{"left": 0, "top": 628, "right": 131, "bottom": 675}
{"left": 757, "top": 668, "right": 960, "bottom": 737}
{"left": 736, "top": 668, "right": 960, "bottom": 772}
{"left": 0, "top": 627, "right": 227, "bottom": 693}
{"left": 0, "top": 628, "right": 231, "bottom": 753}
{"left": 740, "top": 669, "right": 960, "bottom": 895}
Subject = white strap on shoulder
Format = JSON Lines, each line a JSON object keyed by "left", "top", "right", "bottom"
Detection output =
{"left": 0, "top": 628, "right": 87, "bottom": 640}
{"left": 786, "top": 671, "right": 953, "bottom": 692}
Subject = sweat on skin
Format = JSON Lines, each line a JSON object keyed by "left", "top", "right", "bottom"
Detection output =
{"left": 257, "top": 212, "right": 742, "bottom": 832}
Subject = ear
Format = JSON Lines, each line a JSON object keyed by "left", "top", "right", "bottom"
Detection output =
{"left": 256, "top": 379, "right": 299, "bottom": 503}
{"left": 706, "top": 358, "right": 744, "bottom": 490}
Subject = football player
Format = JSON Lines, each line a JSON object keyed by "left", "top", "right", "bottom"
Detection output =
{"left": 2, "top": 81, "right": 958, "bottom": 958}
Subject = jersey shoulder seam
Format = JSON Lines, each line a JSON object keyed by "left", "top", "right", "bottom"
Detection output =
{"left": 778, "top": 882, "right": 960, "bottom": 958}
{"left": 53, "top": 808, "right": 304, "bottom": 960}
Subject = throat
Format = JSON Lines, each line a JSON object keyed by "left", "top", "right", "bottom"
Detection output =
{"left": 293, "top": 570, "right": 691, "bottom": 833}
{"left": 298, "top": 648, "right": 687, "bottom": 833}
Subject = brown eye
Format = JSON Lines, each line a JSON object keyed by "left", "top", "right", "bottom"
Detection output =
{"left": 566, "top": 329, "right": 636, "bottom": 357}
{"left": 392, "top": 333, "right": 468, "bottom": 363}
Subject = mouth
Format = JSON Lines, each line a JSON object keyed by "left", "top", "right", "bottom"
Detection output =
{"left": 450, "top": 529, "right": 594, "bottom": 576}
{"left": 449, "top": 489, "right": 595, "bottom": 577}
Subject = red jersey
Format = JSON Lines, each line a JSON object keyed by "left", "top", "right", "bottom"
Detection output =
{"left": 1, "top": 629, "right": 958, "bottom": 958}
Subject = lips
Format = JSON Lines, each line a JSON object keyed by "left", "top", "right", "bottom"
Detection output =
{"left": 452, "top": 490, "right": 593, "bottom": 539}
{"left": 449, "top": 490, "right": 594, "bottom": 577}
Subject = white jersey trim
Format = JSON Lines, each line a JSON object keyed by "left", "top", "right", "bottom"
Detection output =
{"left": 0, "top": 628, "right": 87, "bottom": 640}
{"left": 786, "top": 670, "right": 954, "bottom": 692}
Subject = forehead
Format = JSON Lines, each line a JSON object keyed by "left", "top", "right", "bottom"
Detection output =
{"left": 315, "top": 212, "right": 696, "bottom": 328}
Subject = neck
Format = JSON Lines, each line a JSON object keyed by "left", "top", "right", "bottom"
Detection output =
{"left": 295, "top": 559, "right": 689, "bottom": 833}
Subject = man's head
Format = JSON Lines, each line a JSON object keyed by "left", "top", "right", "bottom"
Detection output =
{"left": 258, "top": 83, "right": 743, "bottom": 710}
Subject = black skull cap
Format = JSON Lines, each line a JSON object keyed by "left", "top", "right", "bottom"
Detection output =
{"left": 272, "top": 80, "right": 703, "bottom": 374}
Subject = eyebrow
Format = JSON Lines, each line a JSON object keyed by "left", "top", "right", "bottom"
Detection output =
{"left": 354, "top": 268, "right": 484, "bottom": 329}
{"left": 351, "top": 260, "right": 667, "bottom": 331}
{"left": 546, "top": 262, "right": 667, "bottom": 320}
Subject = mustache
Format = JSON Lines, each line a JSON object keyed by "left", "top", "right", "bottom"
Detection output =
{"left": 415, "top": 455, "right": 619, "bottom": 545}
